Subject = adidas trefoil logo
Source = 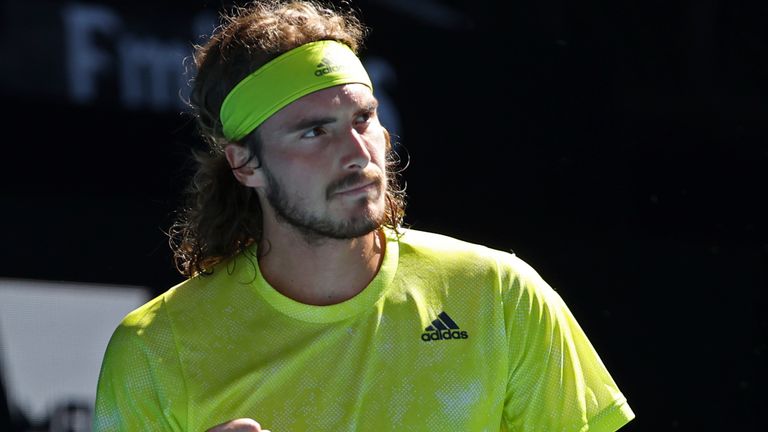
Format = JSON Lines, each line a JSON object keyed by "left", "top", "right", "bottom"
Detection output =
{"left": 420, "top": 311, "right": 469, "bottom": 342}
{"left": 315, "top": 56, "right": 344, "bottom": 76}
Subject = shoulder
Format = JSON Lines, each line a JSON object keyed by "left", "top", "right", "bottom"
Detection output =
{"left": 398, "top": 229, "right": 544, "bottom": 286}
{"left": 397, "top": 228, "right": 503, "bottom": 259}
{"left": 104, "top": 277, "right": 216, "bottom": 359}
{"left": 109, "top": 284, "right": 177, "bottom": 347}
{"left": 399, "top": 229, "right": 533, "bottom": 266}
{"left": 116, "top": 250, "right": 258, "bottom": 336}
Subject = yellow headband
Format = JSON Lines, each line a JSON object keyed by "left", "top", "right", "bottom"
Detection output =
{"left": 219, "top": 40, "right": 373, "bottom": 141}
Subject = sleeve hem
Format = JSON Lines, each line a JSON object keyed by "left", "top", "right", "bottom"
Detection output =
{"left": 584, "top": 397, "right": 635, "bottom": 432}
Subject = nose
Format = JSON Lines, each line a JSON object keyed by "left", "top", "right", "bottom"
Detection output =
{"left": 340, "top": 128, "right": 372, "bottom": 170}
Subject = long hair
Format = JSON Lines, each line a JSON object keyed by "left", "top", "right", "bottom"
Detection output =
{"left": 169, "top": 0, "right": 406, "bottom": 278}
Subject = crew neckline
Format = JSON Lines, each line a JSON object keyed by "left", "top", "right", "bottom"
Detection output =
{"left": 247, "top": 228, "right": 400, "bottom": 323}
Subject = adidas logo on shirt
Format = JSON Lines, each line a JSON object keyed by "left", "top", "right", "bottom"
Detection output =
{"left": 315, "top": 56, "right": 344, "bottom": 76}
{"left": 420, "top": 311, "right": 469, "bottom": 342}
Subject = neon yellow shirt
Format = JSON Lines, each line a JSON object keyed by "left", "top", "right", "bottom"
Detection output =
{"left": 94, "top": 228, "right": 634, "bottom": 431}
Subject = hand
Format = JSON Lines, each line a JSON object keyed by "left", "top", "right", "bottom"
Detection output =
{"left": 205, "top": 418, "right": 271, "bottom": 432}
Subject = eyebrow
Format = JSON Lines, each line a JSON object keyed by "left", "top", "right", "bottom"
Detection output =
{"left": 283, "top": 100, "right": 379, "bottom": 134}
{"left": 285, "top": 116, "right": 337, "bottom": 134}
{"left": 362, "top": 99, "right": 379, "bottom": 112}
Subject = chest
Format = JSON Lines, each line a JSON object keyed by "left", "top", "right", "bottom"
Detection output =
{"left": 181, "top": 303, "right": 508, "bottom": 431}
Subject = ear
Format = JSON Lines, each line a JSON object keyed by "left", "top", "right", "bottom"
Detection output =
{"left": 224, "top": 144, "right": 266, "bottom": 188}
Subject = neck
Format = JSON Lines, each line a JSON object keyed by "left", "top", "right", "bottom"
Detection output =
{"left": 257, "top": 225, "right": 385, "bottom": 306}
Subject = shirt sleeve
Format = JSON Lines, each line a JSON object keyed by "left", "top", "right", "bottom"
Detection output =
{"left": 93, "top": 298, "right": 188, "bottom": 432}
{"left": 500, "top": 256, "right": 635, "bottom": 432}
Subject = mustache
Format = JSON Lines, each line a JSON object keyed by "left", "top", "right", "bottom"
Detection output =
{"left": 327, "top": 170, "right": 384, "bottom": 197}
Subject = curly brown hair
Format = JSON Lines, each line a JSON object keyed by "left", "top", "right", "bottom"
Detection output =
{"left": 169, "top": 0, "right": 406, "bottom": 278}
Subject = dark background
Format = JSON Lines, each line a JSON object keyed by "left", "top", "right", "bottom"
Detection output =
{"left": 1, "top": 0, "right": 766, "bottom": 430}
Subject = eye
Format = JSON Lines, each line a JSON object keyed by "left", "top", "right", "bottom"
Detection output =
{"left": 354, "top": 110, "right": 376, "bottom": 128}
{"left": 355, "top": 112, "right": 371, "bottom": 123}
{"left": 301, "top": 126, "right": 326, "bottom": 139}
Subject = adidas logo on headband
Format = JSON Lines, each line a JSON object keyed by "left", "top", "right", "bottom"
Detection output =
{"left": 315, "top": 56, "right": 345, "bottom": 76}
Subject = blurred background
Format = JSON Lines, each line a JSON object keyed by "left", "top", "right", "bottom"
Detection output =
{"left": 0, "top": 0, "right": 765, "bottom": 430}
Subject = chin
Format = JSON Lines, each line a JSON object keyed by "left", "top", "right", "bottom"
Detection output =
{"left": 336, "top": 208, "right": 385, "bottom": 238}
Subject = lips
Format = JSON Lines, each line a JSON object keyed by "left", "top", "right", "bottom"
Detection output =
{"left": 335, "top": 181, "right": 376, "bottom": 195}
{"left": 328, "top": 172, "right": 383, "bottom": 198}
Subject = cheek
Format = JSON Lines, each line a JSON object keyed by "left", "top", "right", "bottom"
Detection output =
{"left": 272, "top": 162, "right": 328, "bottom": 199}
{"left": 371, "top": 150, "right": 387, "bottom": 171}
{"left": 368, "top": 130, "right": 389, "bottom": 167}
{"left": 264, "top": 150, "right": 314, "bottom": 182}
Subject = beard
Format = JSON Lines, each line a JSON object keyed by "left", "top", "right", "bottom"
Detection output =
{"left": 263, "top": 166, "right": 386, "bottom": 242}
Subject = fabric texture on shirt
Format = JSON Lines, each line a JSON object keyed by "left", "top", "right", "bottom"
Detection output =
{"left": 93, "top": 228, "right": 635, "bottom": 431}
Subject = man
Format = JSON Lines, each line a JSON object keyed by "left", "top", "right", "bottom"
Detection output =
{"left": 94, "top": 1, "right": 635, "bottom": 431}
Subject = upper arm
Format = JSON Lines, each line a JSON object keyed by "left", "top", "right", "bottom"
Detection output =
{"left": 501, "top": 257, "right": 635, "bottom": 432}
{"left": 93, "top": 304, "right": 187, "bottom": 431}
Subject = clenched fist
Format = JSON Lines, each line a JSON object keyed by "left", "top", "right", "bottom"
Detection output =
{"left": 205, "top": 418, "right": 271, "bottom": 432}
